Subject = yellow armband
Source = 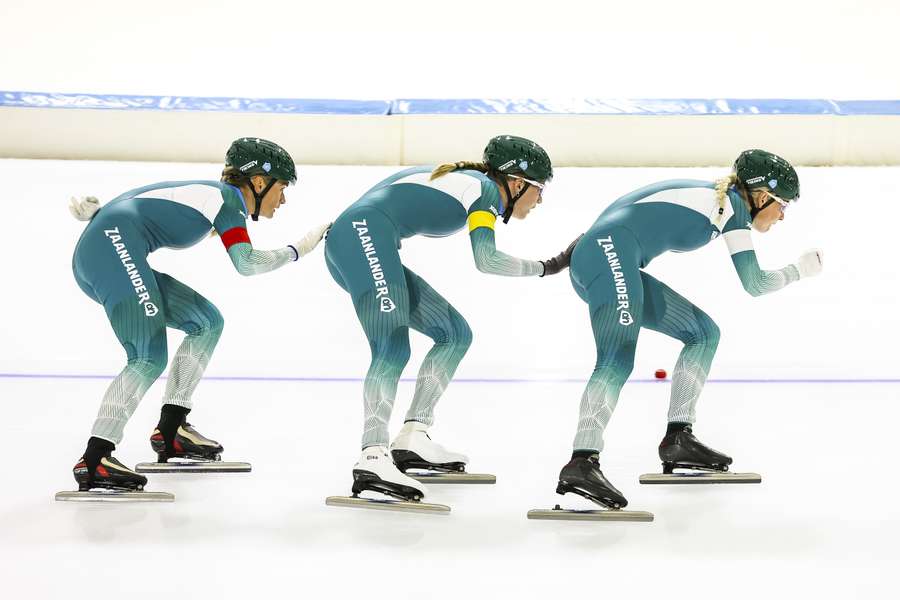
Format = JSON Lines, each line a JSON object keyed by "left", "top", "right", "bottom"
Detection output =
{"left": 467, "top": 210, "right": 496, "bottom": 232}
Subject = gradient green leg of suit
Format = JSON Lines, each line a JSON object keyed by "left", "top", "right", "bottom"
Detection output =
{"left": 641, "top": 272, "right": 720, "bottom": 424}
{"left": 403, "top": 267, "right": 473, "bottom": 426}
{"left": 325, "top": 211, "right": 473, "bottom": 447}
{"left": 78, "top": 261, "right": 169, "bottom": 444}
{"left": 154, "top": 271, "right": 224, "bottom": 410}
{"left": 569, "top": 227, "right": 722, "bottom": 452}
{"left": 570, "top": 229, "right": 644, "bottom": 453}
{"left": 326, "top": 210, "right": 412, "bottom": 448}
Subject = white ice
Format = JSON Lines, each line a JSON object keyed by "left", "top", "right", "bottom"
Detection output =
{"left": 0, "top": 160, "right": 897, "bottom": 599}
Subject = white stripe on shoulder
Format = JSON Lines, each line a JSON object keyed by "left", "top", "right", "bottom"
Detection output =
{"left": 391, "top": 171, "right": 481, "bottom": 204}
{"left": 634, "top": 187, "right": 720, "bottom": 222}
{"left": 136, "top": 184, "right": 224, "bottom": 223}
{"left": 723, "top": 229, "right": 754, "bottom": 255}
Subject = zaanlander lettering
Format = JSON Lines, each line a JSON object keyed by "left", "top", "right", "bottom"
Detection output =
{"left": 352, "top": 220, "right": 396, "bottom": 312}
{"left": 104, "top": 227, "right": 158, "bottom": 317}
{"left": 597, "top": 236, "right": 633, "bottom": 326}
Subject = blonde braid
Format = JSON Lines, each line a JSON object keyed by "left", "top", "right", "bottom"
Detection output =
{"left": 430, "top": 161, "right": 489, "bottom": 180}
{"left": 713, "top": 173, "right": 738, "bottom": 227}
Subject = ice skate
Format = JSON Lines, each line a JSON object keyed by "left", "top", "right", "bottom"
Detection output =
{"left": 326, "top": 446, "right": 449, "bottom": 514}
{"left": 390, "top": 421, "right": 495, "bottom": 484}
{"left": 639, "top": 424, "right": 760, "bottom": 484}
{"left": 56, "top": 456, "right": 173, "bottom": 502}
{"left": 136, "top": 423, "right": 250, "bottom": 473}
{"left": 529, "top": 455, "right": 653, "bottom": 522}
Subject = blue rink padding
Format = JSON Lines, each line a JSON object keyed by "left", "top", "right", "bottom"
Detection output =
{"left": 0, "top": 91, "right": 390, "bottom": 114}
{"left": 2, "top": 91, "right": 899, "bottom": 116}
{"left": 390, "top": 98, "right": 900, "bottom": 115}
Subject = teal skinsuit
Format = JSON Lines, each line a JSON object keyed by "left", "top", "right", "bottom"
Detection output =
{"left": 569, "top": 179, "right": 801, "bottom": 452}
{"left": 72, "top": 181, "right": 297, "bottom": 444}
{"left": 325, "top": 166, "right": 544, "bottom": 449}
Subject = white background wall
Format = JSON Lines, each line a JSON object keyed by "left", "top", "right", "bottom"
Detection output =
{"left": 2, "top": 0, "right": 899, "bottom": 99}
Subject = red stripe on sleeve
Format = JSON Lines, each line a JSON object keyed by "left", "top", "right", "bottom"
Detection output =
{"left": 220, "top": 227, "right": 251, "bottom": 250}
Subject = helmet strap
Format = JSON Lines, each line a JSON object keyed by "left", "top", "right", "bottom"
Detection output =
{"left": 250, "top": 177, "right": 277, "bottom": 222}
{"left": 749, "top": 195, "right": 777, "bottom": 221}
{"left": 499, "top": 174, "right": 530, "bottom": 224}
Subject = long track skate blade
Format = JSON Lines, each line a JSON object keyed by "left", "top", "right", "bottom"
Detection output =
{"left": 527, "top": 508, "right": 654, "bottom": 522}
{"left": 639, "top": 472, "right": 761, "bottom": 484}
{"left": 135, "top": 461, "right": 251, "bottom": 473}
{"left": 55, "top": 490, "right": 174, "bottom": 503}
{"left": 408, "top": 473, "right": 496, "bottom": 484}
{"left": 325, "top": 496, "right": 450, "bottom": 514}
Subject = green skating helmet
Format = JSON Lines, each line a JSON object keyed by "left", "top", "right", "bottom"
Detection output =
{"left": 225, "top": 137, "right": 297, "bottom": 185}
{"left": 733, "top": 149, "right": 799, "bottom": 200}
{"left": 483, "top": 135, "right": 553, "bottom": 183}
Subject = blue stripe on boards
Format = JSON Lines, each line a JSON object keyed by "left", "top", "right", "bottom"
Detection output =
{"left": 3, "top": 91, "right": 899, "bottom": 116}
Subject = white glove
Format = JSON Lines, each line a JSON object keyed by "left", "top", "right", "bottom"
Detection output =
{"left": 289, "top": 222, "right": 332, "bottom": 260}
{"left": 795, "top": 248, "right": 823, "bottom": 278}
{"left": 69, "top": 196, "right": 101, "bottom": 221}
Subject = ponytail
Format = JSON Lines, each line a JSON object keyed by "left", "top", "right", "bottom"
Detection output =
{"left": 430, "top": 161, "right": 490, "bottom": 180}
{"left": 713, "top": 173, "right": 738, "bottom": 227}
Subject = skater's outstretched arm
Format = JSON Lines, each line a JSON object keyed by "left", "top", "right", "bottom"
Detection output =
{"left": 724, "top": 231, "right": 822, "bottom": 296}
{"left": 466, "top": 184, "right": 544, "bottom": 277}
{"left": 214, "top": 189, "right": 330, "bottom": 276}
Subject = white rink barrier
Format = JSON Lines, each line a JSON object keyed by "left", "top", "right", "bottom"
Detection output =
{"left": 2, "top": 93, "right": 899, "bottom": 166}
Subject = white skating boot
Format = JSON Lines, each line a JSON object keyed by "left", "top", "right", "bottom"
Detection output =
{"left": 351, "top": 445, "right": 428, "bottom": 501}
{"left": 390, "top": 421, "right": 469, "bottom": 473}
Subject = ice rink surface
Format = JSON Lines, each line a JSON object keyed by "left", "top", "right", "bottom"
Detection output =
{"left": 1, "top": 160, "right": 897, "bottom": 598}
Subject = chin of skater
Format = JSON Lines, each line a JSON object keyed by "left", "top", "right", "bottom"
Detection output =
{"left": 554, "top": 149, "right": 823, "bottom": 509}
{"left": 324, "top": 135, "right": 568, "bottom": 503}
{"left": 67, "top": 137, "right": 331, "bottom": 494}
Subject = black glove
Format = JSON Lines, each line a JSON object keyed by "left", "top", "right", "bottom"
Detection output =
{"left": 540, "top": 234, "right": 583, "bottom": 277}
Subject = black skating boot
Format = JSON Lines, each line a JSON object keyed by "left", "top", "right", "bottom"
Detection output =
{"left": 556, "top": 453, "right": 628, "bottom": 509}
{"left": 658, "top": 422, "right": 733, "bottom": 474}
{"left": 73, "top": 437, "right": 147, "bottom": 492}
{"left": 150, "top": 406, "right": 223, "bottom": 462}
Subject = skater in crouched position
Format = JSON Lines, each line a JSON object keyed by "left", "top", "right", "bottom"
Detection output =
{"left": 555, "top": 150, "right": 823, "bottom": 510}
{"left": 68, "top": 138, "right": 330, "bottom": 493}
{"left": 325, "top": 135, "right": 572, "bottom": 503}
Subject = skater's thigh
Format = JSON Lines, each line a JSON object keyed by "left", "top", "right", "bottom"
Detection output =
{"left": 326, "top": 209, "right": 410, "bottom": 337}
{"left": 403, "top": 266, "right": 470, "bottom": 342}
{"left": 74, "top": 223, "right": 168, "bottom": 361}
{"left": 153, "top": 271, "right": 223, "bottom": 334}
{"left": 577, "top": 228, "right": 644, "bottom": 352}
{"left": 640, "top": 271, "right": 718, "bottom": 342}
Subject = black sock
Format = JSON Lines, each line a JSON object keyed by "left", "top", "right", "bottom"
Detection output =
{"left": 157, "top": 404, "right": 191, "bottom": 453}
{"left": 667, "top": 421, "right": 692, "bottom": 436}
{"left": 83, "top": 436, "right": 115, "bottom": 473}
{"left": 572, "top": 449, "right": 599, "bottom": 461}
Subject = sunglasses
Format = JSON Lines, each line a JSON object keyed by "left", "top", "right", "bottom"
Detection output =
{"left": 507, "top": 174, "right": 546, "bottom": 190}
{"left": 763, "top": 191, "right": 791, "bottom": 211}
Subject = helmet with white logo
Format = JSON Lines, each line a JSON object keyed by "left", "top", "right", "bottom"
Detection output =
{"left": 225, "top": 138, "right": 297, "bottom": 185}
{"left": 734, "top": 149, "right": 799, "bottom": 201}
{"left": 483, "top": 135, "right": 553, "bottom": 224}
{"left": 483, "top": 135, "right": 553, "bottom": 183}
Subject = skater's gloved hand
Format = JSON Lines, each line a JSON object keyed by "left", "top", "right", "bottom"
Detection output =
{"left": 540, "top": 234, "right": 583, "bottom": 277}
{"left": 289, "top": 222, "right": 332, "bottom": 260}
{"left": 794, "top": 248, "right": 823, "bottom": 278}
{"left": 69, "top": 196, "right": 101, "bottom": 221}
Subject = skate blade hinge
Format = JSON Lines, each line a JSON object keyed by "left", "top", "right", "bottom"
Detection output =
{"left": 325, "top": 496, "right": 450, "bottom": 514}
{"left": 55, "top": 490, "right": 175, "bottom": 503}
{"left": 135, "top": 461, "right": 252, "bottom": 473}
{"left": 639, "top": 472, "right": 761, "bottom": 485}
